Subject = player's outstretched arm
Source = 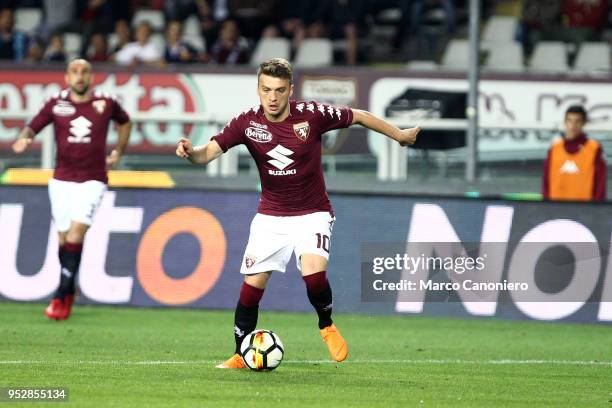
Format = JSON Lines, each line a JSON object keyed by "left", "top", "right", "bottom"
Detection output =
{"left": 351, "top": 108, "right": 421, "bottom": 146}
{"left": 107, "top": 120, "right": 132, "bottom": 169}
{"left": 12, "top": 127, "right": 35, "bottom": 154}
{"left": 176, "top": 138, "right": 223, "bottom": 165}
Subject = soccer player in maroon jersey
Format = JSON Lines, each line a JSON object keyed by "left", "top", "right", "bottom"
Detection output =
{"left": 176, "top": 58, "right": 420, "bottom": 368}
{"left": 12, "top": 59, "right": 132, "bottom": 320}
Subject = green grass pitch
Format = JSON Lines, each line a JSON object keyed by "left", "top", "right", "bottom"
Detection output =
{"left": 0, "top": 302, "right": 610, "bottom": 407}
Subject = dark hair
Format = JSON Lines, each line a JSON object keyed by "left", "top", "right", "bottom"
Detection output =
{"left": 257, "top": 58, "right": 293, "bottom": 83}
{"left": 137, "top": 20, "right": 153, "bottom": 32}
{"left": 565, "top": 105, "right": 588, "bottom": 122}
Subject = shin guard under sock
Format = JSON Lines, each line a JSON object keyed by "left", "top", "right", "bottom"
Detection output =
{"left": 303, "top": 271, "right": 333, "bottom": 330}
{"left": 233, "top": 282, "right": 264, "bottom": 354}
{"left": 55, "top": 242, "right": 83, "bottom": 298}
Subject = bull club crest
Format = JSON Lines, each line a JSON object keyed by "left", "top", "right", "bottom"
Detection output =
{"left": 245, "top": 256, "right": 257, "bottom": 269}
{"left": 293, "top": 121, "right": 310, "bottom": 141}
{"left": 92, "top": 100, "right": 106, "bottom": 114}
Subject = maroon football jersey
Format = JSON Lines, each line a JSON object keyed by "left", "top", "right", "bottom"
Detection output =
{"left": 28, "top": 89, "right": 130, "bottom": 183}
{"left": 212, "top": 100, "right": 353, "bottom": 216}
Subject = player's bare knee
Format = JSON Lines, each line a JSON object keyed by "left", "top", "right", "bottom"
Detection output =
{"left": 66, "top": 223, "right": 88, "bottom": 244}
{"left": 244, "top": 272, "right": 271, "bottom": 289}
{"left": 300, "top": 255, "right": 328, "bottom": 275}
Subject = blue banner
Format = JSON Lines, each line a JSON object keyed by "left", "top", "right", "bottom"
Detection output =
{"left": 0, "top": 186, "right": 610, "bottom": 324}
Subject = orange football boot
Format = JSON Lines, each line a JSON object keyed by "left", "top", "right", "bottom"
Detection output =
{"left": 320, "top": 324, "right": 348, "bottom": 362}
{"left": 215, "top": 353, "right": 246, "bottom": 369}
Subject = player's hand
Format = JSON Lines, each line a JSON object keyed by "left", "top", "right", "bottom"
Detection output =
{"left": 12, "top": 137, "right": 31, "bottom": 154}
{"left": 106, "top": 149, "right": 121, "bottom": 169}
{"left": 397, "top": 126, "right": 421, "bottom": 146}
{"left": 176, "top": 137, "right": 193, "bottom": 158}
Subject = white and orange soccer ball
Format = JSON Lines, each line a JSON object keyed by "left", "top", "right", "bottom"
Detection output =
{"left": 240, "top": 329, "right": 284, "bottom": 371}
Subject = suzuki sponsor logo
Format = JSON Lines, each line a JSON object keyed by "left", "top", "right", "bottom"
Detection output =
{"left": 268, "top": 169, "right": 297, "bottom": 175}
{"left": 266, "top": 144, "right": 295, "bottom": 175}
{"left": 67, "top": 116, "right": 92, "bottom": 143}
{"left": 245, "top": 126, "right": 273, "bottom": 143}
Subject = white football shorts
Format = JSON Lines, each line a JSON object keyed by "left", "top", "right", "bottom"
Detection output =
{"left": 48, "top": 178, "right": 107, "bottom": 232}
{"left": 240, "top": 211, "right": 335, "bottom": 274}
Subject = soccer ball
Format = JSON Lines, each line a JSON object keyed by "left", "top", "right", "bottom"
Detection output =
{"left": 240, "top": 329, "right": 284, "bottom": 371}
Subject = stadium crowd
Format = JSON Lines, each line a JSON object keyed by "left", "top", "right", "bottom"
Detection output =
{"left": 519, "top": 0, "right": 610, "bottom": 56}
{"left": 0, "top": 0, "right": 609, "bottom": 66}
{"left": 0, "top": 0, "right": 469, "bottom": 66}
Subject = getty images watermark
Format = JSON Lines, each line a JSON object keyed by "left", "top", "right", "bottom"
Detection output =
{"left": 371, "top": 252, "right": 527, "bottom": 292}
{"left": 361, "top": 242, "right": 603, "bottom": 302}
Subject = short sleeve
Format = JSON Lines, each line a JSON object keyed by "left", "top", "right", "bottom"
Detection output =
{"left": 111, "top": 98, "right": 130, "bottom": 125}
{"left": 313, "top": 102, "right": 353, "bottom": 133}
{"left": 210, "top": 114, "right": 245, "bottom": 152}
{"left": 27, "top": 98, "right": 54, "bottom": 134}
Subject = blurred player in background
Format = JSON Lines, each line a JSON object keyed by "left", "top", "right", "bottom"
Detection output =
{"left": 11, "top": 59, "right": 132, "bottom": 320}
{"left": 542, "top": 105, "right": 607, "bottom": 201}
{"left": 176, "top": 58, "right": 421, "bottom": 368}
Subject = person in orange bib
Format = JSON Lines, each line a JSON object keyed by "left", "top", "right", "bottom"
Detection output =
{"left": 542, "top": 105, "right": 607, "bottom": 201}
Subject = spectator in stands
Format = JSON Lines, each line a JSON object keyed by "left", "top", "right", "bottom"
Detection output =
{"left": 165, "top": 0, "right": 200, "bottom": 21}
{"left": 164, "top": 20, "right": 199, "bottom": 63}
{"left": 518, "top": 0, "right": 564, "bottom": 55}
{"left": 39, "top": 0, "right": 76, "bottom": 41}
{"left": 110, "top": 19, "right": 131, "bottom": 54}
{"left": 87, "top": 32, "right": 109, "bottom": 62}
{"left": 261, "top": 0, "right": 309, "bottom": 49}
{"left": 228, "top": 0, "right": 279, "bottom": 40}
{"left": 368, "top": 0, "right": 413, "bottom": 50}
{"left": 207, "top": 18, "right": 249, "bottom": 64}
{"left": 0, "top": 8, "right": 29, "bottom": 60}
{"left": 561, "top": 0, "right": 608, "bottom": 42}
{"left": 113, "top": 20, "right": 164, "bottom": 67}
{"left": 411, "top": 0, "right": 456, "bottom": 33}
{"left": 542, "top": 105, "right": 607, "bottom": 201}
{"left": 192, "top": 0, "right": 229, "bottom": 50}
{"left": 43, "top": 32, "right": 66, "bottom": 62}
{"left": 77, "top": 0, "right": 131, "bottom": 57}
{"left": 132, "top": 0, "right": 164, "bottom": 10}
{"left": 303, "top": 0, "right": 368, "bottom": 65}
{"left": 25, "top": 38, "right": 43, "bottom": 62}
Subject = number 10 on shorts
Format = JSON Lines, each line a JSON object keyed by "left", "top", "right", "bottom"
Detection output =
{"left": 316, "top": 233, "right": 330, "bottom": 253}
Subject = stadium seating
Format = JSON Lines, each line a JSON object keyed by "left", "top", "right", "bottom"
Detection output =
{"left": 184, "top": 34, "right": 205, "bottom": 52}
{"left": 63, "top": 33, "right": 82, "bottom": 60}
{"left": 406, "top": 60, "right": 439, "bottom": 71}
{"left": 294, "top": 39, "right": 333, "bottom": 68}
{"left": 107, "top": 33, "right": 119, "bottom": 52}
{"left": 132, "top": 9, "right": 165, "bottom": 31}
{"left": 528, "top": 42, "right": 568, "bottom": 73}
{"left": 250, "top": 38, "right": 291, "bottom": 67}
{"left": 484, "top": 42, "right": 524, "bottom": 72}
{"left": 440, "top": 39, "right": 470, "bottom": 70}
{"left": 183, "top": 16, "right": 200, "bottom": 38}
{"left": 149, "top": 33, "right": 165, "bottom": 53}
{"left": 14, "top": 8, "right": 42, "bottom": 34}
{"left": 482, "top": 16, "right": 517, "bottom": 43}
{"left": 573, "top": 42, "right": 611, "bottom": 73}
